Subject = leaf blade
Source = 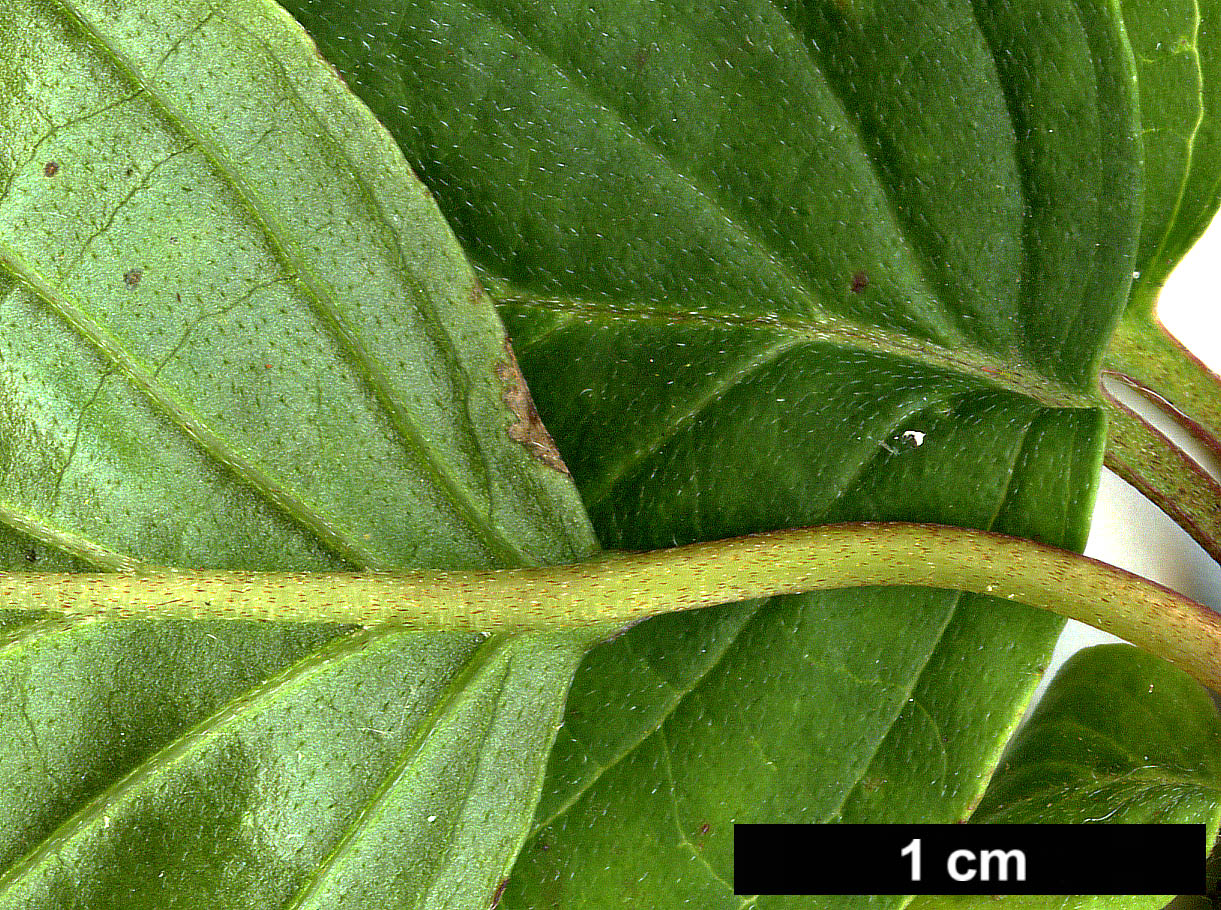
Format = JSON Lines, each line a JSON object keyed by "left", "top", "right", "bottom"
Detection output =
{"left": 906, "top": 643, "right": 1221, "bottom": 910}
{"left": 0, "top": 0, "right": 599, "bottom": 904}
{"left": 1122, "top": 0, "right": 1221, "bottom": 313}
{"left": 275, "top": 0, "right": 1146, "bottom": 905}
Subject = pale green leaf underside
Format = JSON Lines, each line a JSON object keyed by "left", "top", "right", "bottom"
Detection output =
{"left": 0, "top": 0, "right": 598, "bottom": 906}
{"left": 0, "top": 0, "right": 592, "bottom": 571}
{"left": 276, "top": 1, "right": 1158, "bottom": 907}
{"left": 909, "top": 644, "right": 1221, "bottom": 910}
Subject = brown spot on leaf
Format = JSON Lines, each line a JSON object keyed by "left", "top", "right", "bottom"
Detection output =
{"left": 850, "top": 270, "right": 869, "bottom": 293}
{"left": 468, "top": 277, "right": 491, "bottom": 308}
{"left": 491, "top": 876, "right": 509, "bottom": 909}
{"left": 124, "top": 269, "right": 143, "bottom": 288}
{"left": 698, "top": 822, "right": 711, "bottom": 836}
{"left": 496, "top": 342, "right": 570, "bottom": 474}
{"left": 43, "top": 162, "right": 59, "bottom": 178}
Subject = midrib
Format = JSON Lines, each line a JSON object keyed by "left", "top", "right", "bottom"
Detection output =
{"left": 498, "top": 292, "right": 1102, "bottom": 412}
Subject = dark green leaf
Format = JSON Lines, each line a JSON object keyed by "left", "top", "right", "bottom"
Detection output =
{"left": 1102, "top": 0, "right": 1221, "bottom": 597}
{"left": 280, "top": 0, "right": 1145, "bottom": 906}
{"left": 1122, "top": 0, "right": 1221, "bottom": 314}
{"left": 907, "top": 644, "right": 1221, "bottom": 910}
{"left": 0, "top": 0, "right": 597, "bottom": 905}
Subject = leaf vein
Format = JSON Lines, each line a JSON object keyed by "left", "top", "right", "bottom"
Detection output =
{"left": 757, "top": 0, "right": 966, "bottom": 345}
{"left": 0, "top": 627, "right": 386, "bottom": 898}
{"left": 498, "top": 292, "right": 1093, "bottom": 411}
{"left": 584, "top": 336, "right": 804, "bottom": 508}
{"left": 44, "top": 0, "right": 528, "bottom": 567}
{"left": 530, "top": 601, "right": 765, "bottom": 834}
{"left": 451, "top": 0, "right": 842, "bottom": 324}
{"left": 0, "top": 244, "right": 380, "bottom": 568}
{"left": 280, "top": 635, "right": 510, "bottom": 910}
{"left": 657, "top": 725, "right": 738, "bottom": 899}
{"left": 1144, "top": 0, "right": 1207, "bottom": 274}
{"left": 825, "top": 412, "right": 1041, "bottom": 823}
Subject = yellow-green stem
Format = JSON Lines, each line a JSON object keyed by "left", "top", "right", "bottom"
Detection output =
{"left": 8, "top": 521, "right": 1221, "bottom": 692}
{"left": 1105, "top": 317, "right": 1221, "bottom": 459}
{"left": 1102, "top": 393, "right": 1221, "bottom": 565}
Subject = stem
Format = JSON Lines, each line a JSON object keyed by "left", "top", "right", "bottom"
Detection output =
{"left": 1105, "top": 317, "right": 1221, "bottom": 460}
{"left": 1102, "top": 392, "right": 1221, "bottom": 565}
{"left": 10, "top": 521, "right": 1221, "bottom": 692}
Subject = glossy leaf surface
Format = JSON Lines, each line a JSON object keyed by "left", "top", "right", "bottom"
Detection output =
{"left": 277, "top": 1, "right": 1170, "bottom": 906}
{"left": 1122, "top": 0, "right": 1221, "bottom": 313}
{"left": 1104, "top": 0, "right": 1221, "bottom": 570}
{"left": 909, "top": 644, "right": 1221, "bottom": 910}
{"left": 0, "top": 0, "right": 597, "bottom": 906}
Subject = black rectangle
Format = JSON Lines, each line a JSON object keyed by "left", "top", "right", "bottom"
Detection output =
{"left": 733, "top": 824, "right": 1206, "bottom": 895}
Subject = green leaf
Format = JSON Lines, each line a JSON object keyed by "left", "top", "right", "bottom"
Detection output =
{"left": 1102, "top": 0, "right": 1221, "bottom": 498}
{"left": 0, "top": 0, "right": 597, "bottom": 906}
{"left": 1122, "top": 0, "right": 1221, "bottom": 314}
{"left": 279, "top": 0, "right": 1142, "bottom": 905}
{"left": 907, "top": 643, "right": 1221, "bottom": 910}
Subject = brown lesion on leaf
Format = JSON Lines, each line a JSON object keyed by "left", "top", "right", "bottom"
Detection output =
{"left": 43, "top": 162, "right": 60, "bottom": 178}
{"left": 496, "top": 340, "right": 570, "bottom": 475}
{"left": 124, "top": 268, "right": 143, "bottom": 289}
{"left": 490, "top": 876, "right": 509, "bottom": 909}
{"left": 478, "top": 277, "right": 571, "bottom": 474}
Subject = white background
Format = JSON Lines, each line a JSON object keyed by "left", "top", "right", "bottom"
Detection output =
{"left": 1033, "top": 217, "right": 1221, "bottom": 704}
